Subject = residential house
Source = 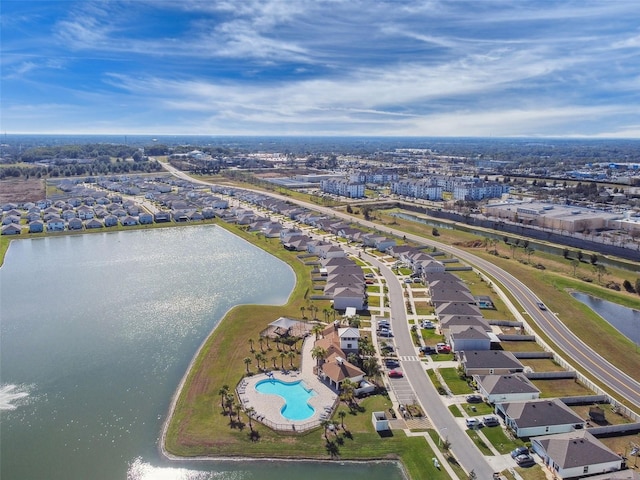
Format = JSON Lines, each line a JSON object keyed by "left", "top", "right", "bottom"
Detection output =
{"left": 496, "top": 398, "right": 585, "bottom": 438}
{"left": 29, "top": 220, "right": 44, "bottom": 233}
{"left": 436, "top": 302, "right": 483, "bottom": 318}
{"left": 1, "top": 224, "right": 22, "bottom": 235}
{"left": 448, "top": 325, "right": 491, "bottom": 352}
{"left": 120, "top": 215, "right": 139, "bottom": 226}
{"left": 139, "top": 212, "right": 153, "bottom": 225}
{"left": 440, "top": 315, "right": 491, "bottom": 333}
{"left": 85, "top": 218, "right": 104, "bottom": 229}
{"left": 46, "top": 218, "right": 65, "bottom": 232}
{"left": 531, "top": 430, "right": 623, "bottom": 479}
{"left": 2, "top": 215, "right": 21, "bottom": 226}
{"left": 104, "top": 215, "right": 118, "bottom": 227}
{"left": 68, "top": 218, "right": 83, "bottom": 230}
{"left": 475, "top": 373, "right": 541, "bottom": 404}
{"left": 459, "top": 350, "right": 524, "bottom": 376}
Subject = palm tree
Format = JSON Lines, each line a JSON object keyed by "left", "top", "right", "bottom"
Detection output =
{"left": 254, "top": 353, "right": 263, "bottom": 371}
{"left": 245, "top": 406, "right": 256, "bottom": 431}
{"left": 340, "top": 379, "right": 356, "bottom": 408}
{"left": 312, "top": 324, "right": 324, "bottom": 340}
{"left": 248, "top": 338, "right": 254, "bottom": 353}
{"left": 243, "top": 357, "right": 252, "bottom": 373}
{"left": 311, "top": 346, "right": 327, "bottom": 369}
{"left": 525, "top": 247, "right": 535, "bottom": 263}
{"left": 287, "top": 351, "right": 296, "bottom": 368}
{"left": 279, "top": 352, "right": 286, "bottom": 370}
{"left": 338, "top": 410, "right": 347, "bottom": 430}
{"left": 271, "top": 355, "right": 277, "bottom": 369}
{"left": 571, "top": 259, "right": 580, "bottom": 277}
{"left": 218, "top": 384, "right": 230, "bottom": 412}
{"left": 258, "top": 337, "right": 265, "bottom": 353}
{"left": 300, "top": 306, "right": 306, "bottom": 319}
{"left": 311, "top": 304, "right": 319, "bottom": 320}
{"left": 323, "top": 308, "right": 330, "bottom": 323}
{"left": 320, "top": 419, "right": 331, "bottom": 441}
{"left": 274, "top": 337, "right": 281, "bottom": 352}
{"left": 593, "top": 264, "right": 607, "bottom": 283}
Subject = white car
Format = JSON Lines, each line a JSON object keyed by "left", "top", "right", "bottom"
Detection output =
{"left": 465, "top": 417, "right": 482, "bottom": 428}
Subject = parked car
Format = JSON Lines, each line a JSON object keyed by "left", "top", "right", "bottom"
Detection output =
{"left": 365, "top": 279, "right": 375, "bottom": 285}
{"left": 511, "top": 446, "right": 529, "bottom": 458}
{"left": 379, "top": 330, "right": 394, "bottom": 337}
{"left": 420, "top": 346, "right": 436, "bottom": 355}
{"left": 465, "top": 417, "right": 482, "bottom": 428}
{"left": 436, "top": 343, "right": 451, "bottom": 353}
{"left": 388, "top": 369, "right": 403, "bottom": 378}
{"left": 365, "top": 273, "right": 375, "bottom": 278}
{"left": 483, "top": 416, "right": 500, "bottom": 427}
{"left": 412, "top": 278, "right": 422, "bottom": 283}
{"left": 421, "top": 321, "right": 435, "bottom": 329}
{"left": 377, "top": 321, "right": 390, "bottom": 329}
{"left": 404, "top": 278, "right": 413, "bottom": 283}
{"left": 466, "top": 394, "right": 483, "bottom": 404}
{"left": 515, "top": 454, "right": 536, "bottom": 467}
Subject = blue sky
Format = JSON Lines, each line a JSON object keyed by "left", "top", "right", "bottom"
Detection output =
{"left": 1, "top": 0, "right": 639, "bottom": 137}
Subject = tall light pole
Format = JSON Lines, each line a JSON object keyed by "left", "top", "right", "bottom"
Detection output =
{"left": 439, "top": 427, "right": 448, "bottom": 447}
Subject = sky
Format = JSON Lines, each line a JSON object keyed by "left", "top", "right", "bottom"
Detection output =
{"left": 1, "top": 0, "right": 640, "bottom": 138}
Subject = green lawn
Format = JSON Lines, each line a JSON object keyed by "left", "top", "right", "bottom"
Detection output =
{"left": 481, "top": 426, "right": 524, "bottom": 454}
{"left": 531, "top": 378, "right": 594, "bottom": 398}
{"left": 466, "top": 429, "right": 493, "bottom": 455}
{"left": 438, "top": 368, "right": 473, "bottom": 395}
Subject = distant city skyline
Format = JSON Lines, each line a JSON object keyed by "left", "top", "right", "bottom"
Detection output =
{"left": 1, "top": 0, "right": 639, "bottom": 138}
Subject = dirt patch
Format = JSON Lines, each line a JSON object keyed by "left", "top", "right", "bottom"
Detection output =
{"left": 0, "top": 178, "right": 45, "bottom": 204}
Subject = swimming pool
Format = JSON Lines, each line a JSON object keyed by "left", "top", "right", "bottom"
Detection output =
{"left": 255, "top": 379, "right": 317, "bottom": 421}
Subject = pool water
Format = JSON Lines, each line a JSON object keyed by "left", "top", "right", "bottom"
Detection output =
{"left": 255, "top": 379, "right": 317, "bottom": 421}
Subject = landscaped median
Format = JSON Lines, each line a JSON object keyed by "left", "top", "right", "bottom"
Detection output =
{"left": 162, "top": 222, "right": 452, "bottom": 480}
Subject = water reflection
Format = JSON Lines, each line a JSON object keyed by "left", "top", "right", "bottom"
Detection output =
{"left": 571, "top": 292, "right": 640, "bottom": 344}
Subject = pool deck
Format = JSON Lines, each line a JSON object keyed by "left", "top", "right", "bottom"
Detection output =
{"left": 236, "top": 337, "right": 338, "bottom": 432}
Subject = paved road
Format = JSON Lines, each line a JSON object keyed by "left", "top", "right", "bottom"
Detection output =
{"left": 360, "top": 251, "right": 498, "bottom": 479}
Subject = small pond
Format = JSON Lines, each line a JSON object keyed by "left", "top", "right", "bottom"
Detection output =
{"left": 571, "top": 292, "right": 640, "bottom": 345}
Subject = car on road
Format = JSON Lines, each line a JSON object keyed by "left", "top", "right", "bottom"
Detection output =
{"left": 511, "top": 446, "right": 529, "bottom": 458}
{"left": 436, "top": 342, "right": 451, "bottom": 354}
{"left": 465, "top": 417, "right": 482, "bottom": 428}
{"left": 384, "top": 359, "right": 400, "bottom": 368}
{"left": 388, "top": 369, "right": 403, "bottom": 378}
{"left": 537, "top": 302, "right": 547, "bottom": 310}
{"left": 466, "top": 394, "right": 483, "bottom": 404}
{"left": 483, "top": 416, "right": 500, "bottom": 427}
{"left": 515, "top": 454, "right": 536, "bottom": 467}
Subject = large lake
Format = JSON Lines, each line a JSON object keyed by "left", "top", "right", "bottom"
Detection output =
{"left": 0, "top": 226, "right": 404, "bottom": 480}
